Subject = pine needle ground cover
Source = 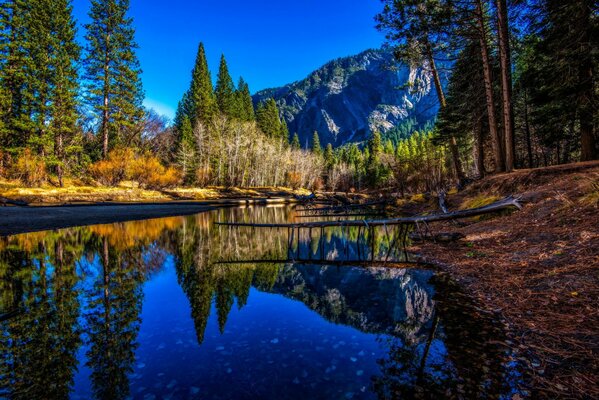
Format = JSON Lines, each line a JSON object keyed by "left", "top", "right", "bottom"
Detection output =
{"left": 409, "top": 161, "right": 599, "bottom": 398}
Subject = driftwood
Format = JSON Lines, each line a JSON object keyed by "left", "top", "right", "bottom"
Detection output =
{"left": 295, "top": 200, "right": 386, "bottom": 213}
{"left": 216, "top": 196, "right": 522, "bottom": 229}
{"left": 295, "top": 213, "right": 385, "bottom": 218}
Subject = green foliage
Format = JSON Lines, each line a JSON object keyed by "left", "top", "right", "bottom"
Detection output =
{"left": 83, "top": 0, "right": 145, "bottom": 157}
{"left": 234, "top": 77, "right": 254, "bottom": 121}
{"left": 311, "top": 131, "right": 322, "bottom": 156}
{"left": 291, "top": 132, "right": 301, "bottom": 150}
{"left": 215, "top": 54, "right": 236, "bottom": 117}
{"left": 256, "top": 98, "right": 283, "bottom": 139}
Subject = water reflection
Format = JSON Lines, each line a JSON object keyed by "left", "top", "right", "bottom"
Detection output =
{"left": 0, "top": 206, "right": 519, "bottom": 399}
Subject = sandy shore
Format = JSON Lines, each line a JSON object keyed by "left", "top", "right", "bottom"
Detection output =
{"left": 0, "top": 197, "right": 296, "bottom": 236}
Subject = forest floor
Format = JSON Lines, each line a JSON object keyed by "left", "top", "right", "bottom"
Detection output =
{"left": 404, "top": 161, "right": 599, "bottom": 399}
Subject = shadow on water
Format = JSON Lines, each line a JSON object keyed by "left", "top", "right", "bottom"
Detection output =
{"left": 0, "top": 205, "right": 523, "bottom": 399}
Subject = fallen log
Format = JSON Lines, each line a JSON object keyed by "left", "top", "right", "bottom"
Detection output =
{"left": 295, "top": 200, "right": 386, "bottom": 213}
{"left": 216, "top": 196, "right": 522, "bottom": 229}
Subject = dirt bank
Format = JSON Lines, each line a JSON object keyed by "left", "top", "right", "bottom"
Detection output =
{"left": 408, "top": 161, "right": 599, "bottom": 399}
{"left": 0, "top": 197, "right": 297, "bottom": 236}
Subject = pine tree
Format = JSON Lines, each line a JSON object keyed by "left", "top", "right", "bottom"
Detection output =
{"left": 84, "top": 0, "right": 145, "bottom": 159}
{"left": 47, "top": 0, "right": 81, "bottom": 186}
{"left": 324, "top": 143, "right": 335, "bottom": 169}
{"left": 256, "top": 98, "right": 281, "bottom": 138}
{"left": 186, "top": 42, "right": 216, "bottom": 126}
{"left": 311, "top": 131, "right": 322, "bottom": 156}
{"left": 214, "top": 54, "right": 236, "bottom": 117}
{"left": 235, "top": 77, "right": 254, "bottom": 121}
{"left": 280, "top": 119, "right": 289, "bottom": 143}
{"left": 376, "top": 0, "right": 465, "bottom": 181}
{"left": 0, "top": 0, "right": 34, "bottom": 150}
{"left": 291, "top": 132, "right": 300, "bottom": 150}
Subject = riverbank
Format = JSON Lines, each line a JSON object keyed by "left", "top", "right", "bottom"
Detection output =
{"left": 407, "top": 161, "right": 599, "bottom": 399}
{"left": 0, "top": 196, "right": 300, "bottom": 236}
{"left": 0, "top": 180, "right": 309, "bottom": 204}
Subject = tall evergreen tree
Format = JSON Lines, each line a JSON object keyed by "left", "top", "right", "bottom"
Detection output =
{"left": 184, "top": 42, "right": 216, "bottom": 129}
{"left": 256, "top": 98, "right": 281, "bottom": 138}
{"left": 214, "top": 54, "right": 236, "bottom": 117}
{"left": 235, "top": 77, "right": 254, "bottom": 121}
{"left": 280, "top": 119, "right": 289, "bottom": 143}
{"left": 84, "top": 0, "right": 144, "bottom": 159}
{"left": 311, "top": 131, "right": 322, "bottom": 156}
{"left": 0, "top": 0, "right": 33, "bottom": 150}
{"left": 47, "top": 0, "right": 80, "bottom": 186}
{"left": 376, "top": 0, "right": 465, "bottom": 182}
{"left": 291, "top": 132, "right": 301, "bottom": 150}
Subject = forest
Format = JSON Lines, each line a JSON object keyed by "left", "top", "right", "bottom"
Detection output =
{"left": 0, "top": 0, "right": 596, "bottom": 193}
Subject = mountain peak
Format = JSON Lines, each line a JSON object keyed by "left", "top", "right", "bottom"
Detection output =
{"left": 253, "top": 48, "right": 440, "bottom": 148}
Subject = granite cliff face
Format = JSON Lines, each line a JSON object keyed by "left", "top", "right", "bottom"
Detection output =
{"left": 253, "top": 48, "right": 441, "bottom": 147}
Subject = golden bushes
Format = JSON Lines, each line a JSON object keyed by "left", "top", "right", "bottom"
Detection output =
{"left": 89, "top": 148, "right": 181, "bottom": 189}
{"left": 12, "top": 149, "right": 47, "bottom": 187}
{"left": 89, "top": 148, "right": 134, "bottom": 186}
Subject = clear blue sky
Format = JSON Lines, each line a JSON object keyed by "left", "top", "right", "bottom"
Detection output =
{"left": 72, "top": 0, "right": 385, "bottom": 120}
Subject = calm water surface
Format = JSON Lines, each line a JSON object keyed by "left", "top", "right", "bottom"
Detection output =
{"left": 0, "top": 206, "right": 521, "bottom": 399}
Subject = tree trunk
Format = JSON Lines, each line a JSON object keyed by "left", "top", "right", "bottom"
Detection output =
{"left": 474, "top": 117, "right": 485, "bottom": 177}
{"left": 475, "top": 0, "right": 504, "bottom": 172}
{"left": 496, "top": 0, "right": 515, "bottom": 171}
{"left": 576, "top": 0, "right": 596, "bottom": 161}
{"left": 524, "top": 91, "right": 533, "bottom": 168}
{"left": 102, "top": 34, "right": 111, "bottom": 159}
{"left": 55, "top": 130, "right": 63, "bottom": 187}
{"left": 425, "top": 42, "right": 465, "bottom": 184}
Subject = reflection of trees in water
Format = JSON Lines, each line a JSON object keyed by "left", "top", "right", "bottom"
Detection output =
{"left": 372, "top": 275, "right": 513, "bottom": 399}
{"left": 0, "top": 207, "right": 515, "bottom": 399}
{"left": 0, "top": 233, "right": 83, "bottom": 399}
{"left": 82, "top": 237, "right": 145, "bottom": 400}
{"left": 0, "top": 217, "right": 180, "bottom": 400}
{"left": 173, "top": 207, "right": 290, "bottom": 342}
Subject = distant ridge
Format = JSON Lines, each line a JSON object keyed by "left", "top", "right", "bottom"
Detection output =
{"left": 253, "top": 48, "right": 442, "bottom": 148}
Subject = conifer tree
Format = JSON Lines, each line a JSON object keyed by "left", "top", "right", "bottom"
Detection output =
{"left": 47, "top": 0, "right": 81, "bottom": 186}
{"left": 0, "top": 0, "right": 33, "bottom": 149}
{"left": 215, "top": 54, "right": 236, "bottom": 117}
{"left": 256, "top": 98, "right": 281, "bottom": 138}
{"left": 311, "top": 131, "right": 322, "bottom": 156}
{"left": 235, "top": 77, "right": 254, "bottom": 121}
{"left": 324, "top": 143, "right": 335, "bottom": 169}
{"left": 84, "top": 0, "right": 144, "bottom": 159}
{"left": 291, "top": 132, "right": 301, "bottom": 150}
{"left": 186, "top": 42, "right": 216, "bottom": 126}
{"left": 280, "top": 119, "right": 289, "bottom": 143}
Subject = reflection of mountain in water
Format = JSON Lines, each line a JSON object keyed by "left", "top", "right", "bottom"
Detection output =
{"left": 269, "top": 265, "right": 435, "bottom": 344}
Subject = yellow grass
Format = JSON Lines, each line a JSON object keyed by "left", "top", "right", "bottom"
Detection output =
{"left": 0, "top": 179, "right": 310, "bottom": 204}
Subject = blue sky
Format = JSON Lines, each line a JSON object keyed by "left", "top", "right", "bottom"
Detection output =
{"left": 71, "top": 0, "right": 385, "bottom": 120}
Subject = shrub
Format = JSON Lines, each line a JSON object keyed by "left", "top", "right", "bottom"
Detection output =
{"left": 130, "top": 154, "right": 182, "bottom": 190}
{"left": 285, "top": 171, "right": 302, "bottom": 190}
{"left": 146, "top": 166, "right": 182, "bottom": 190}
{"left": 12, "top": 149, "right": 47, "bottom": 187}
{"left": 89, "top": 148, "right": 135, "bottom": 186}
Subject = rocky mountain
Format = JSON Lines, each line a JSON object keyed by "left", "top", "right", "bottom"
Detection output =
{"left": 253, "top": 48, "right": 442, "bottom": 148}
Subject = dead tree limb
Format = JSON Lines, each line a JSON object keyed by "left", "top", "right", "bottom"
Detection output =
{"left": 216, "top": 196, "right": 522, "bottom": 229}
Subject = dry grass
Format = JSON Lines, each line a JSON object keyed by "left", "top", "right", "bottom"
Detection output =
{"left": 0, "top": 179, "right": 310, "bottom": 204}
